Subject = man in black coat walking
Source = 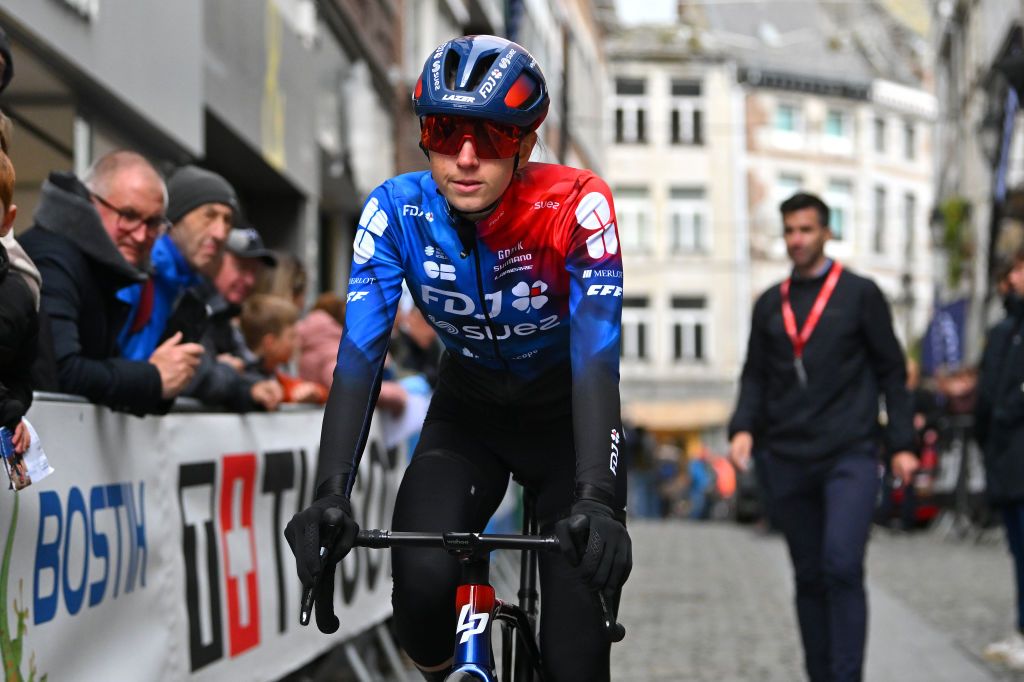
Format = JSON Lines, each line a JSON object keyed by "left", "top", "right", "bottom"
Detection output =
{"left": 21, "top": 151, "right": 203, "bottom": 415}
{"left": 728, "top": 192, "right": 918, "bottom": 682}
{"left": 976, "top": 247, "right": 1024, "bottom": 670}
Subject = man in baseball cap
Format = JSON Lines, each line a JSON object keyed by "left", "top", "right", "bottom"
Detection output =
{"left": 117, "top": 164, "right": 239, "bottom": 360}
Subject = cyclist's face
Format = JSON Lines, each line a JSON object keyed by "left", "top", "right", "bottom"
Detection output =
{"left": 782, "top": 207, "right": 830, "bottom": 271}
{"left": 429, "top": 132, "right": 537, "bottom": 214}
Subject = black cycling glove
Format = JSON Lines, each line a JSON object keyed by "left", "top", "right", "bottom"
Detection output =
{"left": 283, "top": 493, "right": 359, "bottom": 633}
{"left": 554, "top": 498, "right": 632, "bottom": 593}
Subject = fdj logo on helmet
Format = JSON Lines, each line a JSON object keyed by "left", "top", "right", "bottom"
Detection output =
{"left": 478, "top": 69, "right": 504, "bottom": 97}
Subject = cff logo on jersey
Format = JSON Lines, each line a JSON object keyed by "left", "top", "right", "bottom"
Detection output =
{"left": 511, "top": 280, "right": 549, "bottom": 311}
{"left": 456, "top": 604, "right": 489, "bottom": 644}
{"left": 354, "top": 198, "right": 389, "bottom": 265}
{"left": 576, "top": 192, "right": 618, "bottom": 260}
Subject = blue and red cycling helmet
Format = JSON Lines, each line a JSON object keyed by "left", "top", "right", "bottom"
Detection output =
{"left": 413, "top": 35, "right": 550, "bottom": 132}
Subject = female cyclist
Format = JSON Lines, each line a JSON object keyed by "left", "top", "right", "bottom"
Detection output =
{"left": 286, "top": 34, "right": 631, "bottom": 682}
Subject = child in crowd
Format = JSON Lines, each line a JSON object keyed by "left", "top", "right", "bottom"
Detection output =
{"left": 240, "top": 294, "right": 327, "bottom": 404}
{"left": 0, "top": 150, "right": 37, "bottom": 455}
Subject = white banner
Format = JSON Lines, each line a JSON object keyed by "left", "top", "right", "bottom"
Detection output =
{"left": 0, "top": 399, "right": 402, "bottom": 682}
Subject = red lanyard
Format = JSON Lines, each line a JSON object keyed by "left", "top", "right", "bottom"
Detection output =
{"left": 780, "top": 262, "right": 843, "bottom": 359}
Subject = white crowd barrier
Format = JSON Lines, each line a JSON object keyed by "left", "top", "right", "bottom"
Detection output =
{"left": 0, "top": 396, "right": 403, "bottom": 682}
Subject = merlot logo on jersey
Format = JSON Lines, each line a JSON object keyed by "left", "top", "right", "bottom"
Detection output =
{"left": 576, "top": 192, "right": 618, "bottom": 259}
{"left": 353, "top": 198, "right": 389, "bottom": 264}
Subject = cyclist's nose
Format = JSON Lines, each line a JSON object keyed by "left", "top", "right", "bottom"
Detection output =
{"left": 456, "top": 137, "right": 480, "bottom": 167}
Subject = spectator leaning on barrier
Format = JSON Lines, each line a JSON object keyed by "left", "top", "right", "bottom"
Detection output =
{"left": 976, "top": 244, "right": 1024, "bottom": 670}
{"left": 21, "top": 151, "right": 203, "bottom": 414}
{"left": 239, "top": 294, "right": 327, "bottom": 404}
{"left": 117, "top": 164, "right": 238, "bottom": 360}
{"left": 728, "top": 192, "right": 918, "bottom": 682}
{"left": 179, "top": 226, "right": 282, "bottom": 412}
{"left": 0, "top": 151, "right": 37, "bottom": 454}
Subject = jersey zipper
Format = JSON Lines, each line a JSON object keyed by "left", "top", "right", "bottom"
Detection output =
{"left": 470, "top": 244, "right": 511, "bottom": 372}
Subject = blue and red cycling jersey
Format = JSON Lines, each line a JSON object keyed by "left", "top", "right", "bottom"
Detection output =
{"left": 317, "top": 162, "right": 625, "bottom": 504}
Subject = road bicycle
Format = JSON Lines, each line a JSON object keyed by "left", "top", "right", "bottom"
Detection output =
{"left": 307, "top": 491, "right": 624, "bottom": 681}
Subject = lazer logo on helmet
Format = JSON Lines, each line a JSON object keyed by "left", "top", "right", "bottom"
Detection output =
{"left": 442, "top": 94, "right": 476, "bottom": 103}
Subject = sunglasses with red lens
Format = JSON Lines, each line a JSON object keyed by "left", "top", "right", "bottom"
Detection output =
{"left": 420, "top": 114, "right": 523, "bottom": 159}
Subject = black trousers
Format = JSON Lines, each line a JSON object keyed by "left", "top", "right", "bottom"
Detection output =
{"left": 390, "top": 386, "right": 626, "bottom": 682}
{"left": 762, "top": 445, "right": 879, "bottom": 682}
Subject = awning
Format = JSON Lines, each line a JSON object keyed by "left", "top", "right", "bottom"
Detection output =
{"left": 623, "top": 399, "right": 733, "bottom": 432}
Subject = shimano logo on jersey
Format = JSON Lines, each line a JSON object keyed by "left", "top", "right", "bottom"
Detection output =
{"left": 424, "top": 261, "right": 456, "bottom": 281}
{"left": 478, "top": 68, "right": 504, "bottom": 97}
{"left": 441, "top": 94, "right": 476, "bottom": 103}
{"left": 582, "top": 269, "right": 623, "bottom": 280}
{"left": 532, "top": 201, "right": 560, "bottom": 210}
{"left": 353, "top": 198, "right": 389, "bottom": 264}
{"left": 347, "top": 291, "right": 369, "bottom": 303}
{"left": 609, "top": 428, "right": 621, "bottom": 475}
{"left": 587, "top": 284, "right": 623, "bottom": 297}
{"left": 402, "top": 205, "right": 434, "bottom": 221}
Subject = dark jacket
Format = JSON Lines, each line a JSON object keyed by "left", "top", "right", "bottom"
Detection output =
{"left": 729, "top": 261, "right": 914, "bottom": 461}
{"left": 975, "top": 295, "right": 1024, "bottom": 505}
{"left": 19, "top": 172, "right": 168, "bottom": 415}
{"left": 179, "top": 278, "right": 261, "bottom": 412}
{"left": 0, "top": 241, "right": 38, "bottom": 429}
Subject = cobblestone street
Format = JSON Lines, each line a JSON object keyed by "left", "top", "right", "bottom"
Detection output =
{"left": 611, "top": 520, "right": 1021, "bottom": 682}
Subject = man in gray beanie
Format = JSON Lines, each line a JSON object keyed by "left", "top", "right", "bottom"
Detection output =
{"left": 116, "top": 164, "right": 239, "bottom": 361}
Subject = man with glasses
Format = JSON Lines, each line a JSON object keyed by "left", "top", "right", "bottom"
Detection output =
{"left": 22, "top": 151, "right": 204, "bottom": 415}
{"left": 117, "top": 165, "right": 239, "bottom": 361}
{"left": 285, "top": 35, "right": 630, "bottom": 682}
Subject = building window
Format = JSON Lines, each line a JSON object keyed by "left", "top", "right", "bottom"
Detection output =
{"left": 668, "top": 187, "right": 709, "bottom": 253}
{"left": 621, "top": 297, "right": 650, "bottom": 361}
{"left": 903, "top": 191, "right": 916, "bottom": 258}
{"left": 904, "top": 120, "right": 916, "bottom": 160}
{"left": 670, "top": 296, "right": 708, "bottom": 363}
{"left": 825, "top": 109, "right": 848, "bottom": 138}
{"left": 670, "top": 80, "right": 703, "bottom": 145}
{"left": 873, "top": 186, "right": 887, "bottom": 254}
{"left": 775, "top": 103, "right": 800, "bottom": 132}
{"left": 874, "top": 117, "right": 886, "bottom": 154}
{"left": 776, "top": 173, "right": 803, "bottom": 206}
{"left": 825, "top": 179, "right": 853, "bottom": 241}
{"left": 614, "top": 78, "right": 647, "bottom": 144}
{"left": 615, "top": 186, "right": 652, "bottom": 253}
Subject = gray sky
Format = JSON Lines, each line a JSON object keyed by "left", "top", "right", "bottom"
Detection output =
{"left": 614, "top": 0, "right": 677, "bottom": 25}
